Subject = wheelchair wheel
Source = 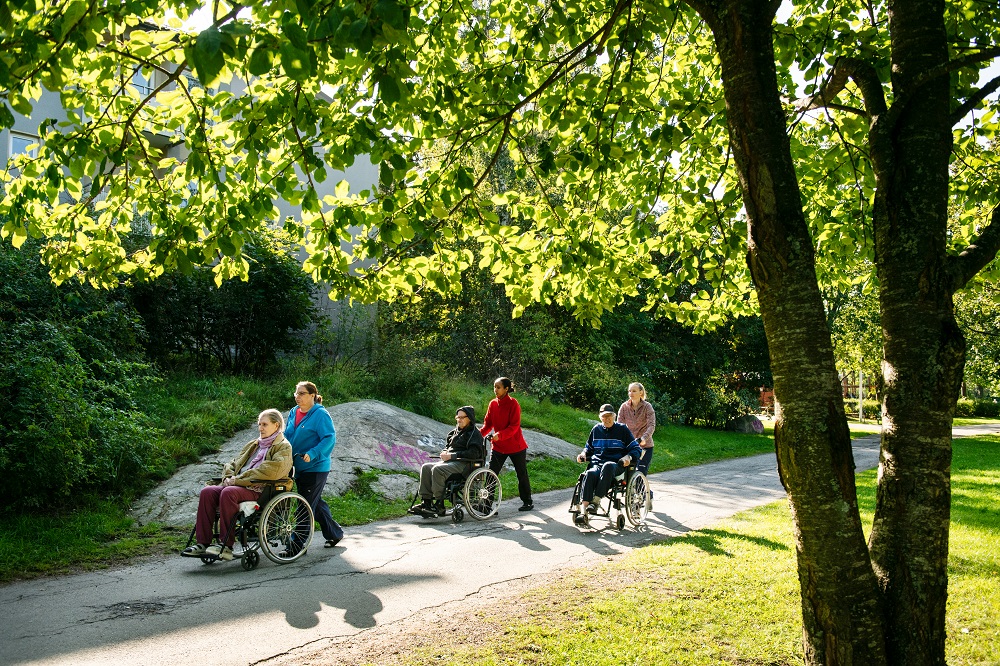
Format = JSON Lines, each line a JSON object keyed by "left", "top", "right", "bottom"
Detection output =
{"left": 241, "top": 549, "right": 260, "bottom": 571}
{"left": 624, "top": 471, "right": 650, "bottom": 526}
{"left": 616, "top": 513, "right": 626, "bottom": 530}
{"left": 259, "top": 492, "right": 314, "bottom": 564}
{"left": 452, "top": 506, "right": 464, "bottom": 523}
{"left": 464, "top": 467, "right": 502, "bottom": 520}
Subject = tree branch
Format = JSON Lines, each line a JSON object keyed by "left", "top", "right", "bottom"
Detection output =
{"left": 949, "top": 202, "right": 1000, "bottom": 292}
{"left": 949, "top": 74, "right": 1000, "bottom": 127}
{"left": 795, "top": 56, "right": 887, "bottom": 117}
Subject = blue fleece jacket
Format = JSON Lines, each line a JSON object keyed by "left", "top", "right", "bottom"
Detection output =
{"left": 584, "top": 422, "right": 642, "bottom": 465}
{"left": 285, "top": 403, "right": 336, "bottom": 473}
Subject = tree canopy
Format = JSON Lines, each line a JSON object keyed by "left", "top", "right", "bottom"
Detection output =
{"left": 2, "top": 1, "right": 997, "bottom": 320}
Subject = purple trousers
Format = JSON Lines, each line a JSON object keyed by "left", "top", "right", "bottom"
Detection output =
{"left": 196, "top": 484, "right": 260, "bottom": 547}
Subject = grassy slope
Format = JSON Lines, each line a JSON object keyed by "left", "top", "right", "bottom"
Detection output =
{"left": 388, "top": 435, "right": 1000, "bottom": 666}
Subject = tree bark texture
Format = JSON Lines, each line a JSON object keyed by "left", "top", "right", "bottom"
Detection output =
{"left": 868, "top": 0, "right": 959, "bottom": 663}
{"left": 687, "top": 1, "right": 887, "bottom": 663}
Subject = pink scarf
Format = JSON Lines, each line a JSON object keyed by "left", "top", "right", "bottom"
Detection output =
{"left": 247, "top": 432, "right": 280, "bottom": 469}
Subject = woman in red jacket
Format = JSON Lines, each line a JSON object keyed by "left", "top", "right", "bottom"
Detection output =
{"left": 480, "top": 377, "right": 533, "bottom": 511}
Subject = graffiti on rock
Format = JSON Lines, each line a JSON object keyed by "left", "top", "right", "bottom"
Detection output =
{"left": 376, "top": 442, "right": 432, "bottom": 469}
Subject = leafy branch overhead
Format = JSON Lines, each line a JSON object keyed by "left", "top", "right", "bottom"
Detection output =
{"left": 1, "top": 0, "right": 999, "bottom": 328}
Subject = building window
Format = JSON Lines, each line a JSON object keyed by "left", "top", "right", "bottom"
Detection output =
{"left": 9, "top": 132, "right": 38, "bottom": 159}
{"left": 132, "top": 69, "right": 155, "bottom": 96}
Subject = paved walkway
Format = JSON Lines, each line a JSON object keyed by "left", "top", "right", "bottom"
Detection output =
{"left": 1, "top": 426, "right": 995, "bottom": 666}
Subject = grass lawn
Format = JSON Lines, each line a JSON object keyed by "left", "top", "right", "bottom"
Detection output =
{"left": 386, "top": 435, "right": 1000, "bottom": 666}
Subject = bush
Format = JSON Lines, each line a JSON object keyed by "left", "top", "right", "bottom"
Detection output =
{"left": 956, "top": 398, "right": 1000, "bottom": 418}
{"left": 0, "top": 241, "right": 160, "bottom": 511}
{"left": 129, "top": 233, "right": 319, "bottom": 374}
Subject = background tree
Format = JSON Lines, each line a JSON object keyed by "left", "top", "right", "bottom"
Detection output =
{"left": 3, "top": 1, "right": 1000, "bottom": 663}
{"left": 129, "top": 231, "right": 320, "bottom": 374}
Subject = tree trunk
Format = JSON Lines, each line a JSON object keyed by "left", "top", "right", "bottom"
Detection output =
{"left": 686, "top": 1, "right": 887, "bottom": 663}
{"left": 867, "top": 0, "right": 958, "bottom": 663}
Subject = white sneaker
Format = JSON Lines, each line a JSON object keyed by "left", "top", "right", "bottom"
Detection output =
{"left": 206, "top": 544, "right": 233, "bottom": 560}
{"left": 218, "top": 546, "right": 234, "bottom": 561}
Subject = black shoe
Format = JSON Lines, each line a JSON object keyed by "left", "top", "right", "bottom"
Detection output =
{"left": 587, "top": 504, "right": 598, "bottom": 515}
{"left": 324, "top": 538, "right": 341, "bottom": 548}
{"left": 434, "top": 499, "right": 446, "bottom": 515}
{"left": 574, "top": 512, "right": 590, "bottom": 527}
{"left": 518, "top": 502, "right": 534, "bottom": 512}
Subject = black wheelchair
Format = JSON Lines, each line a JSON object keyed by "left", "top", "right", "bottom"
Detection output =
{"left": 569, "top": 460, "right": 650, "bottom": 529}
{"left": 182, "top": 479, "right": 315, "bottom": 571}
{"left": 408, "top": 450, "right": 503, "bottom": 524}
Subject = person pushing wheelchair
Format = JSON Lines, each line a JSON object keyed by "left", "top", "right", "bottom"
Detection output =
{"left": 574, "top": 404, "right": 642, "bottom": 527}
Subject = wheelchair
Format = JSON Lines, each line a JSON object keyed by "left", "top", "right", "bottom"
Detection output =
{"left": 182, "top": 479, "right": 315, "bottom": 571}
{"left": 408, "top": 452, "right": 503, "bottom": 524}
{"left": 568, "top": 460, "right": 650, "bottom": 530}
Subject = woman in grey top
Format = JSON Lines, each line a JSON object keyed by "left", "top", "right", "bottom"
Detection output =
{"left": 618, "top": 382, "right": 656, "bottom": 510}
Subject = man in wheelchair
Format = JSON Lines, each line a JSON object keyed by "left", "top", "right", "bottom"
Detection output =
{"left": 573, "top": 403, "right": 642, "bottom": 527}
{"left": 409, "top": 406, "right": 486, "bottom": 517}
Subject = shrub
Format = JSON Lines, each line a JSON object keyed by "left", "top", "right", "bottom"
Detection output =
{"left": 973, "top": 399, "right": 1000, "bottom": 418}
{"left": 955, "top": 398, "right": 976, "bottom": 418}
{"left": 0, "top": 320, "right": 158, "bottom": 511}
{"left": 129, "top": 233, "right": 319, "bottom": 374}
{"left": 0, "top": 241, "right": 160, "bottom": 511}
{"left": 527, "top": 375, "right": 566, "bottom": 402}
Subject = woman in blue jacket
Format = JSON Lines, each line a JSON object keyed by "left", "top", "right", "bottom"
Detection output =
{"left": 286, "top": 381, "right": 344, "bottom": 549}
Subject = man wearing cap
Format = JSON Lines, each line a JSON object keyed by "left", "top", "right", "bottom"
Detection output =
{"left": 411, "top": 406, "right": 486, "bottom": 517}
{"left": 574, "top": 403, "right": 642, "bottom": 526}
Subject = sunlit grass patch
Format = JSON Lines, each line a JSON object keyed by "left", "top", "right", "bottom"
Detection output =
{"left": 389, "top": 437, "right": 1000, "bottom": 666}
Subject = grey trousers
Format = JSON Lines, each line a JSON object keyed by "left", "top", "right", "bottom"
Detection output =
{"left": 418, "top": 460, "right": 470, "bottom": 500}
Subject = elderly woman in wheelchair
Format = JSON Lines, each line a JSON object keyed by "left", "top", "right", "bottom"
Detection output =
{"left": 408, "top": 405, "right": 503, "bottom": 523}
{"left": 181, "top": 409, "right": 314, "bottom": 569}
{"left": 569, "top": 403, "right": 650, "bottom": 530}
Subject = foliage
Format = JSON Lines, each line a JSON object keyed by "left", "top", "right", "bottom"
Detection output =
{"left": 3, "top": 1, "right": 1000, "bottom": 661}
{"left": 956, "top": 281, "right": 1000, "bottom": 397}
{"left": 0, "top": 240, "right": 160, "bottom": 511}
{"left": 128, "top": 231, "right": 320, "bottom": 374}
{"left": 955, "top": 398, "right": 1000, "bottom": 419}
{"left": 380, "top": 274, "right": 771, "bottom": 425}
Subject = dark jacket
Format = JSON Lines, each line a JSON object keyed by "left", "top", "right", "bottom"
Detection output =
{"left": 584, "top": 422, "right": 642, "bottom": 466}
{"left": 443, "top": 424, "right": 486, "bottom": 463}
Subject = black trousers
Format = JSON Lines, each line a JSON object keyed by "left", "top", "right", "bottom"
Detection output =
{"left": 295, "top": 470, "right": 344, "bottom": 542}
{"left": 489, "top": 449, "right": 532, "bottom": 504}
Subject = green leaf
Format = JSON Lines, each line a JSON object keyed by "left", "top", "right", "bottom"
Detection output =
{"left": 248, "top": 48, "right": 272, "bottom": 77}
{"left": 378, "top": 74, "right": 401, "bottom": 104}
{"left": 374, "top": 0, "right": 407, "bottom": 31}
{"left": 191, "top": 28, "right": 226, "bottom": 86}
{"left": 279, "top": 43, "right": 311, "bottom": 81}
{"left": 0, "top": 104, "right": 14, "bottom": 130}
{"left": 9, "top": 94, "right": 32, "bottom": 116}
{"left": 282, "top": 16, "right": 310, "bottom": 51}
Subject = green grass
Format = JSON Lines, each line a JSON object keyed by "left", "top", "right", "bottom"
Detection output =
{"left": 0, "top": 500, "right": 188, "bottom": 583}
{"left": 953, "top": 416, "right": 1000, "bottom": 427}
{"left": 326, "top": 469, "right": 417, "bottom": 525}
{"left": 390, "top": 435, "right": 1000, "bottom": 666}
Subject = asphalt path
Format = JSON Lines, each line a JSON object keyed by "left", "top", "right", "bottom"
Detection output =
{"left": 2, "top": 424, "right": 997, "bottom": 666}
